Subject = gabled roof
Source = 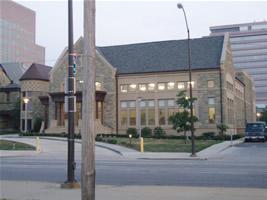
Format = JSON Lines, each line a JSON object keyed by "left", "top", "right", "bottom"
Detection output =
{"left": 20, "top": 63, "right": 52, "bottom": 81}
{"left": 98, "top": 36, "right": 224, "bottom": 74}
{"left": 0, "top": 62, "right": 27, "bottom": 84}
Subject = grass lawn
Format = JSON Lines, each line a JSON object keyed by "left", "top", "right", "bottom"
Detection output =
{"left": 103, "top": 137, "right": 221, "bottom": 153}
{"left": 0, "top": 140, "right": 36, "bottom": 151}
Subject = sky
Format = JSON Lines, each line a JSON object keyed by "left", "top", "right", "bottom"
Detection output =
{"left": 15, "top": 0, "right": 267, "bottom": 66}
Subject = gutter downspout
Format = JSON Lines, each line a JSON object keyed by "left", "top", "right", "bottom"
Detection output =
{"left": 244, "top": 85, "right": 247, "bottom": 125}
{"left": 115, "top": 72, "right": 119, "bottom": 135}
{"left": 219, "top": 67, "right": 224, "bottom": 125}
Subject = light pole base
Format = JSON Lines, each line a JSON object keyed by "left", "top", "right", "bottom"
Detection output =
{"left": 190, "top": 153, "right": 197, "bottom": 157}
{"left": 61, "top": 181, "right": 80, "bottom": 189}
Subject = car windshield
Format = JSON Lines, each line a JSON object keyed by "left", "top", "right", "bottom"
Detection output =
{"left": 246, "top": 124, "right": 265, "bottom": 132}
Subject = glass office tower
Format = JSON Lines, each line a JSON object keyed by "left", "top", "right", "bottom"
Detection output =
{"left": 210, "top": 21, "right": 267, "bottom": 107}
{"left": 0, "top": 0, "right": 45, "bottom": 67}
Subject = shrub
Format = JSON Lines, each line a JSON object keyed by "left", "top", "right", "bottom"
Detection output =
{"left": 217, "top": 123, "right": 229, "bottom": 137}
{"left": 233, "top": 134, "right": 244, "bottom": 140}
{"left": 141, "top": 127, "right": 152, "bottom": 138}
{"left": 154, "top": 127, "right": 166, "bottom": 137}
{"left": 33, "top": 117, "right": 43, "bottom": 133}
{"left": 126, "top": 128, "right": 138, "bottom": 138}
{"left": 107, "top": 139, "right": 117, "bottom": 144}
{"left": 202, "top": 132, "right": 215, "bottom": 140}
{"left": 95, "top": 136, "right": 103, "bottom": 142}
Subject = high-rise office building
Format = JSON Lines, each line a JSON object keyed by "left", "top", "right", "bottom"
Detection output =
{"left": 210, "top": 21, "right": 267, "bottom": 107}
{"left": 0, "top": 0, "right": 45, "bottom": 67}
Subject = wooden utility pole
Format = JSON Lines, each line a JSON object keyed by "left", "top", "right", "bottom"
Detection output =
{"left": 81, "top": 0, "right": 96, "bottom": 199}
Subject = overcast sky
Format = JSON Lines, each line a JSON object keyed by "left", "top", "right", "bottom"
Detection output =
{"left": 15, "top": 0, "right": 267, "bottom": 66}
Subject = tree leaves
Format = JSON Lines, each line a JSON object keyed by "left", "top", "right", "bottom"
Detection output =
{"left": 169, "top": 91, "right": 198, "bottom": 134}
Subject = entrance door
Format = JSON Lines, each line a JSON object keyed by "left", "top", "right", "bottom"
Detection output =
{"left": 96, "top": 101, "right": 103, "bottom": 124}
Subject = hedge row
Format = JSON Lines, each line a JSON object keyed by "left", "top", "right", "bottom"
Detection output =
{"left": 19, "top": 130, "right": 244, "bottom": 141}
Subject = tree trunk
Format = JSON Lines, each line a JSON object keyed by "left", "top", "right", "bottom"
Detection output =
{"left": 81, "top": 0, "right": 96, "bottom": 200}
{"left": 184, "top": 131, "right": 187, "bottom": 144}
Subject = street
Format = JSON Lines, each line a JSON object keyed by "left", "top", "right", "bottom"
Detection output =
{"left": 1, "top": 138, "right": 267, "bottom": 188}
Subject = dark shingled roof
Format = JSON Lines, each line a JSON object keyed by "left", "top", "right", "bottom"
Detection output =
{"left": 20, "top": 63, "right": 52, "bottom": 81}
{"left": 98, "top": 36, "right": 224, "bottom": 74}
{"left": 0, "top": 62, "right": 26, "bottom": 84}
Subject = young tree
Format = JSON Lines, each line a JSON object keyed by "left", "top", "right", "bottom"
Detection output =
{"left": 169, "top": 91, "right": 198, "bottom": 144}
{"left": 216, "top": 123, "right": 229, "bottom": 138}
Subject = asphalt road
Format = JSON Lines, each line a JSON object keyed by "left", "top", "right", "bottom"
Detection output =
{"left": 1, "top": 141, "right": 267, "bottom": 188}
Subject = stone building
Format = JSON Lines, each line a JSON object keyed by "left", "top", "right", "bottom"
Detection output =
{"left": 19, "top": 63, "right": 51, "bottom": 132}
{"left": 36, "top": 35, "right": 255, "bottom": 135}
{"left": 0, "top": 62, "right": 26, "bottom": 130}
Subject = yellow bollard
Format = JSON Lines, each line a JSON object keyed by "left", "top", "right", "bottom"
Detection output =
{"left": 36, "top": 136, "right": 41, "bottom": 153}
{"left": 140, "top": 137, "right": 144, "bottom": 153}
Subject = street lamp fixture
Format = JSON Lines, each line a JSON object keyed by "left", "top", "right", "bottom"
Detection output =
{"left": 256, "top": 112, "right": 261, "bottom": 121}
{"left": 177, "top": 2, "right": 196, "bottom": 157}
{"left": 129, "top": 134, "right": 132, "bottom": 145}
{"left": 23, "top": 97, "right": 29, "bottom": 133}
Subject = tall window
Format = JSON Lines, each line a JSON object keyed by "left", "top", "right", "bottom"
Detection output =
{"left": 139, "top": 100, "right": 155, "bottom": 126}
{"left": 96, "top": 101, "right": 103, "bottom": 123}
{"left": 148, "top": 101, "right": 155, "bottom": 125}
{"left": 120, "top": 110, "right": 127, "bottom": 127}
{"left": 158, "top": 100, "right": 165, "bottom": 125}
{"left": 140, "top": 101, "right": 146, "bottom": 126}
{"left": 55, "top": 102, "right": 65, "bottom": 126}
{"left": 167, "top": 99, "right": 175, "bottom": 125}
{"left": 158, "top": 99, "right": 175, "bottom": 126}
{"left": 227, "top": 98, "right": 234, "bottom": 124}
{"left": 120, "top": 101, "right": 136, "bottom": 127}
{"left": 208, "top": 97, "right": 215, "bottom": 123}
{"left": 208, "top": 108, "right": 216, "bottom": 123}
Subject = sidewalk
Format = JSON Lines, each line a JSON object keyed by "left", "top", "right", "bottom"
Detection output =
{"left": 0, "top": 134, "right": 244, "bottom": 160}
{"left": 1, "top": 180, "right": 266, "bottom": 200}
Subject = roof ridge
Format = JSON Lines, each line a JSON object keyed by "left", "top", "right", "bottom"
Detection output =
{"left": 98, "top": 36, "right": 224, "bottom": 49}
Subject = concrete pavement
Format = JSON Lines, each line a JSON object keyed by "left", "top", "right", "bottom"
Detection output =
{"left": 1, "top": 180, "right": 267, "bottom": 200}
{"left": 0, "top": 134, "right": 244, "bottom": 160}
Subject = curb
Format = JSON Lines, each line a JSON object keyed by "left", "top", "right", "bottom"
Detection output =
{"left": 218, "top": 138, "right": 244, "bottom": 153}
{"left": 95, "top": 144, "right": 123, "bottom": 156}
{"left": 37, "top": 137, "right": 123, "bottom": 156}
{"left": 137, "top": 157, "right": 207, "bottom": 161}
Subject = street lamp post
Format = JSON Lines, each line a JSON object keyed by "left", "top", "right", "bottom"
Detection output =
{"left": 177, "top": 3, "right": 196, "bottom": 157}
{"left": 23, "top": 97, "right": 29, "bottom": 133}
{"left": 61, "top": 0, "right": 79, "bottom": 188}
{"left": 137, "top": 97, "right": 142, "bottom": 138}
